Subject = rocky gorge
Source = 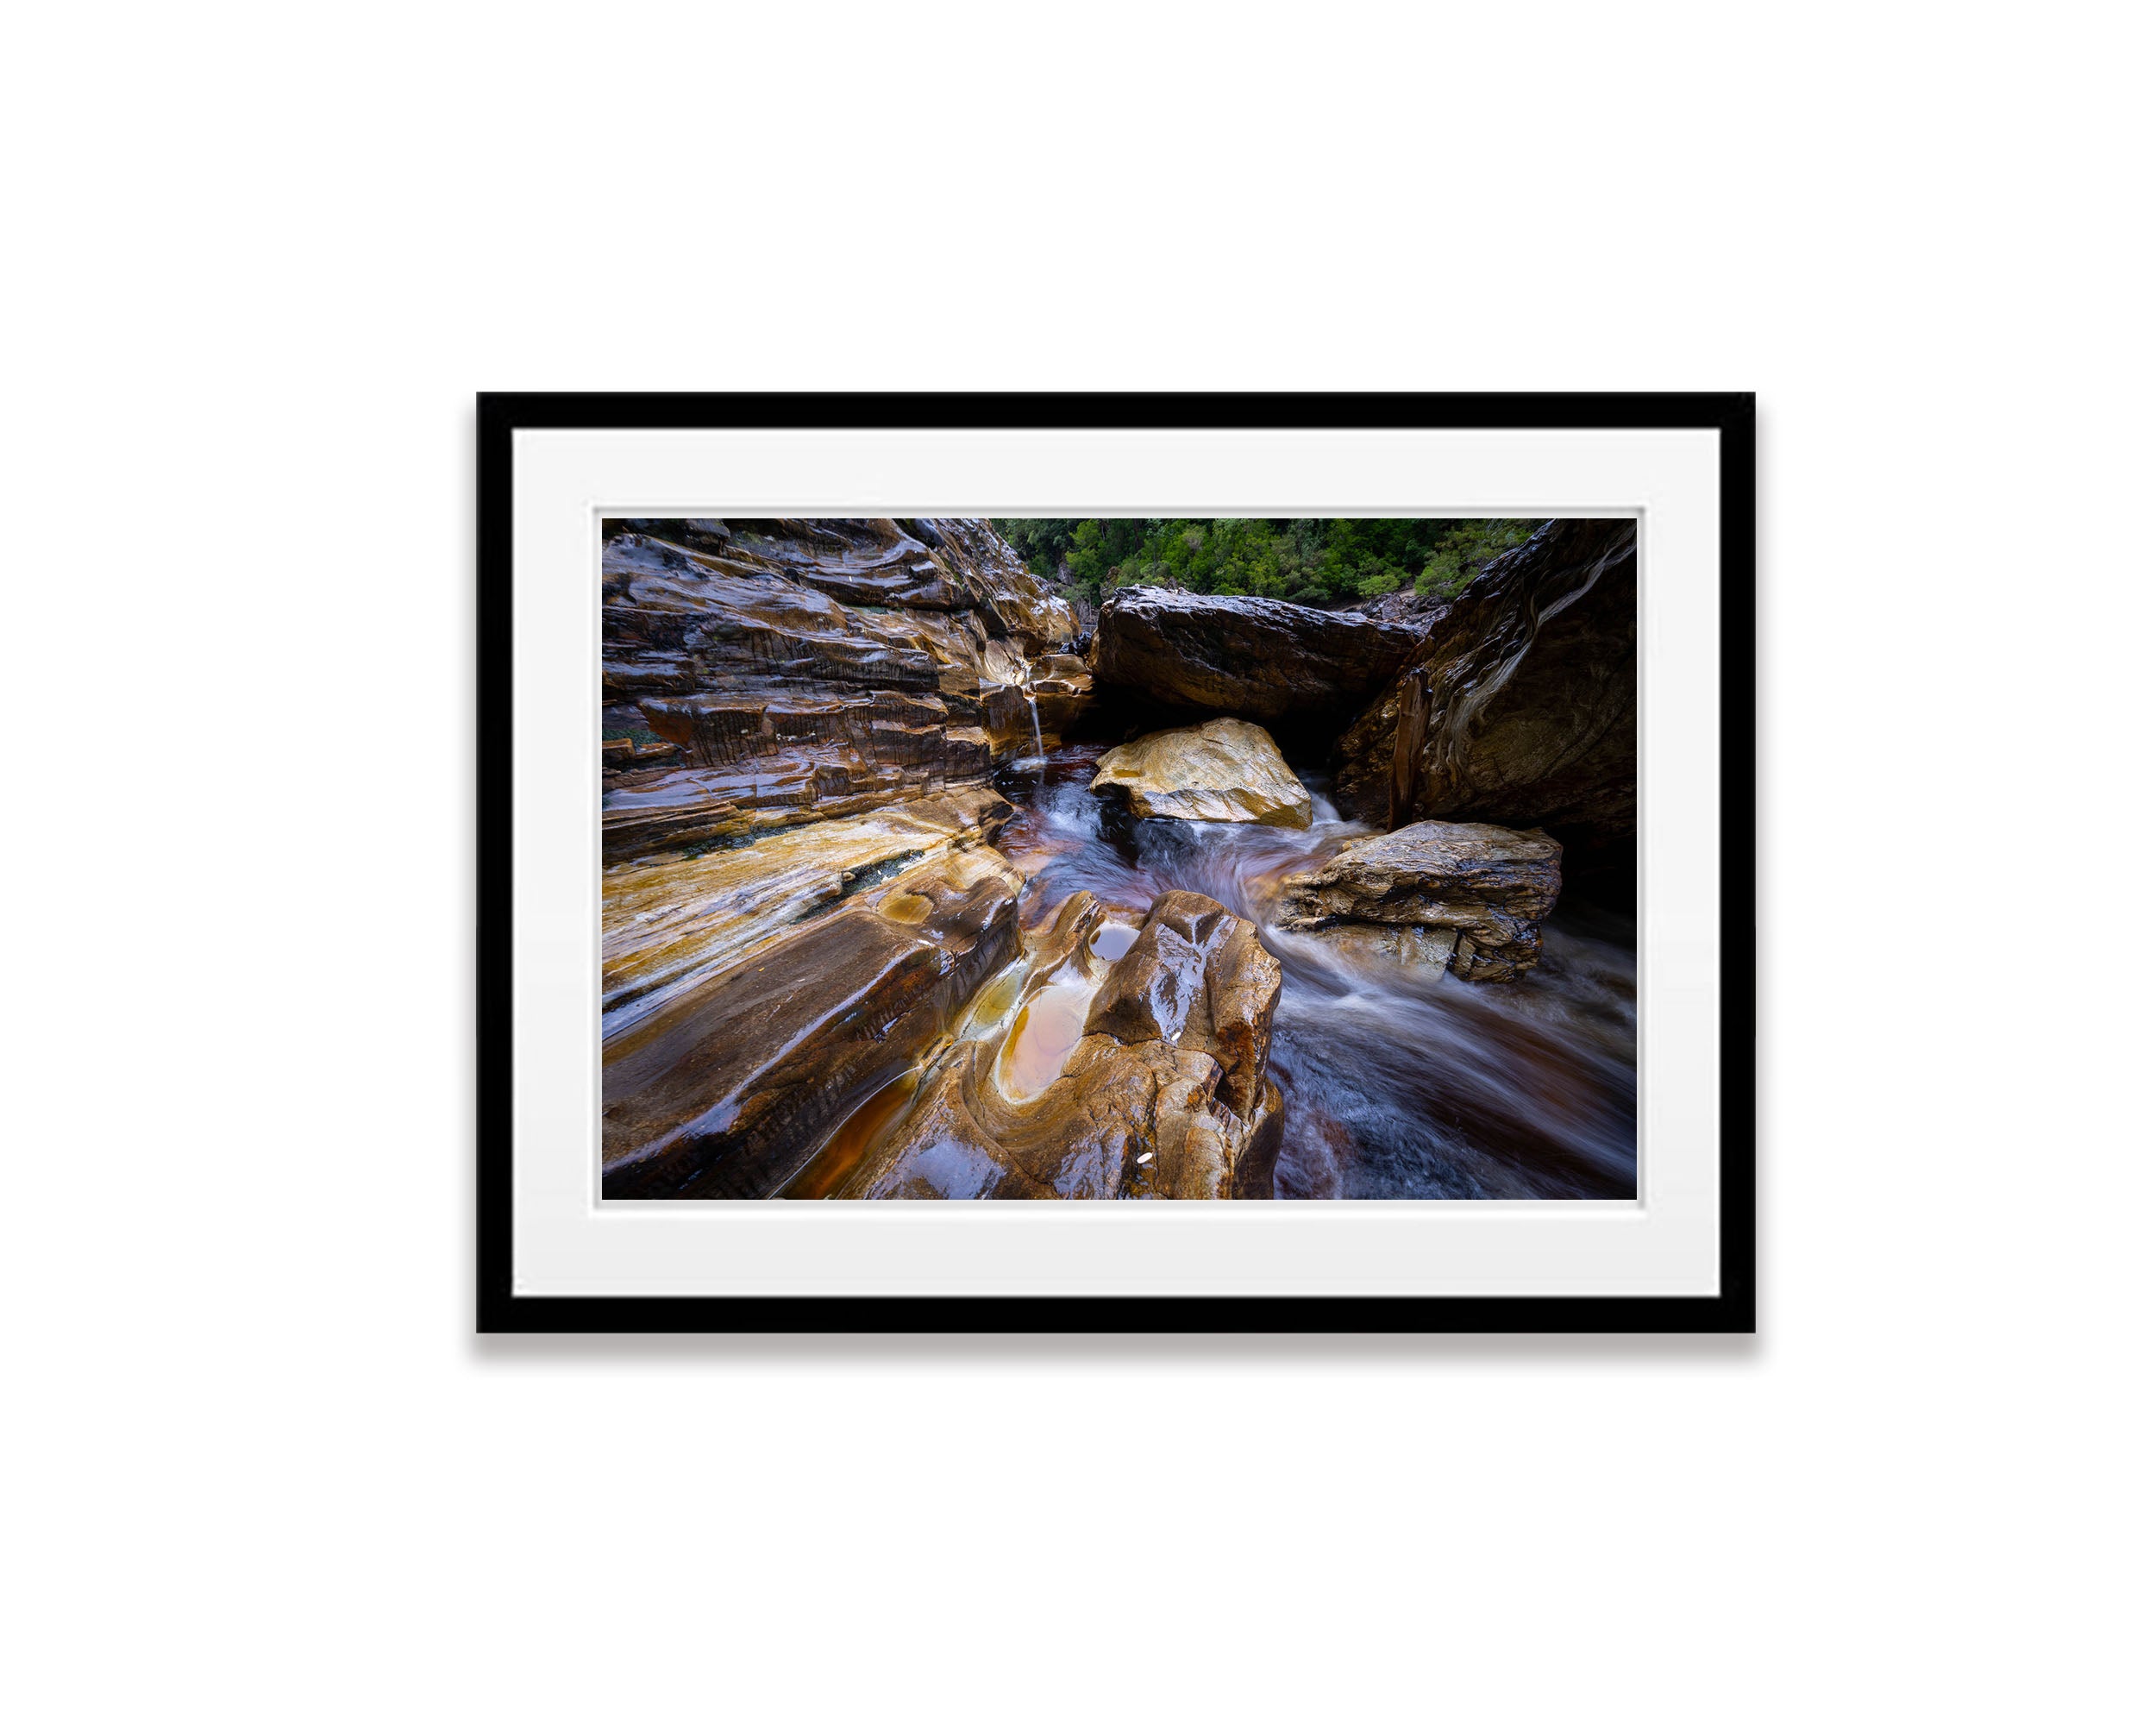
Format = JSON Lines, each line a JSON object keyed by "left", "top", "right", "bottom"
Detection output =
{"left": 600, "top": 517, "right": 1639, "bottom": 1200}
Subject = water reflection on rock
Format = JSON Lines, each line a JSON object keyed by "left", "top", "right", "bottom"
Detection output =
{"left": 997, "top": 982, "right": 1094, "bottom": 1100}
{"left": 994, "top": 745, "right": 1636, "bottom": 1199}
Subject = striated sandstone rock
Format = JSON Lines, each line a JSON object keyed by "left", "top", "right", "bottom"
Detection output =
{"left": 601, "top": 846, "right": 1025, "bottom": 1198}
{"left": 601, "top": 785, "right": 1014, "bottom": 1038}
{"left": 600, "top": 519, "right": 1081, "bottom": 859}
{"left": 1090, "top": 718, "right": 1312, "bottom": 828}
{"left": 808, "top": 890, "right": 1285, "bottom": 1200}
{"left": 1025, "top": 652, "right": 1094, "bottom": 748}
{"left": 607, "top": 689, "right": 996, "bottom": 860}
{"left": 1333, "top": 520, "right": 1635, "bottom": 849}
{"left": 606, "top": 517, "right": 1074, "bottom": 648}
{"left": 602, "top": 736, "right": 683, "bottom": 773}
{"left": 1269, "top": 821, "right": 1562, "bottom": 982}
{"left": 1091, "top": 586, "right": 1420, "bottom": 725}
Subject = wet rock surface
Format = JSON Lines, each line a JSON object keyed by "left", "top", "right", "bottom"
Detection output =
{"left": 1084, "top": 890, "right": 1282, "bottom": 1120}
{"left": 593, "top": 517, "right": 1635, "bottom": 1201}
{"left": 1269, "top": 821, "right": 1563, "bottom": 982}
{"left": 1090, "top": 718, "right": 1312, "bottom": 828}
{"left": 601, "top": 846, "right": 1025, "bottom": 1199}
{"left": 601, "top": 785, "right": 1013, "bottom": 1038}
{"left": 1333, "top": 519, "right": 1636, "bottom": 850}
{"left": 808, "top": 890, "right": 1286, "bottom": 1200}
{"left": 601, "top": 520, "right": 1081, "bottom": 860}
{"left": 1091, "top": 586, "right": 1420, "bottom": 726}
{"left": 602, "top": 736, "right": 681, "bottom": 772}
{"left": 602, "top": 693, "right": 1000, "bottom": 862}
{"left": 1021, "top": 651, "right": 1094, "bottom": 747}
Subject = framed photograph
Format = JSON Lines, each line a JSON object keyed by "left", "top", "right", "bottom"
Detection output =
{"left": 478, "top": 392, "right": 1754, "bottom": 1332}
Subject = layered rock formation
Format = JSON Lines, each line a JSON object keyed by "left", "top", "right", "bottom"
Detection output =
{"left": 602, "top": 785, "right": 1013, "bottom": 1038}
{"left": 594, "top": 513, "right": 1633, "bottom": 1201}
{"left": 601, "top": 735, "right": 681, "bottom": 771}
{"left": 1269, "top": 821, "right": 1563, "bottom": 982}
{"left": 1090, "top": 586, "right": 1420, "bottom": 730}
{"left": 1089, "top": 718, "right": 1312, "bottom": 828}
{"left": 1333, "top": 520, "right": 1636, "bottom": 848}
{"left": 1021, "top": 651, "right": 1093, "bottom": 749}
{"left": 601, "top": 519, "right": 1082, "bottom": 860}
{"left": 806, "top": 890, "right": 1286, "bottom": 1199}
{"left": 602, "top": 846, "right": 1025, "bottom": 1198}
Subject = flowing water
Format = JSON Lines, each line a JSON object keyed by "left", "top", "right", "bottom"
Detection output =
{"left": 993, "top": 745, "right": 1638, "bottom": 1199}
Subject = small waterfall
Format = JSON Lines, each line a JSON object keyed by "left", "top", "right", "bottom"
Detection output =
{"left": 1025, "top": 689, "right": 1045, "bottom": 778}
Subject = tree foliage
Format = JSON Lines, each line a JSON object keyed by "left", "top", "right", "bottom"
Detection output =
{"left": 993, "top": 518, "right": 1543, "bottom": 608}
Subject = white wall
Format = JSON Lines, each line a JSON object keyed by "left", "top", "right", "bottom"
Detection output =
{"left": 7, "top": 6, "right": 2147, "bottom": 1722}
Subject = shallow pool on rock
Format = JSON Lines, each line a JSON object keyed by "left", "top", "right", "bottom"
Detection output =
{"left": 996, "top": 981, "right": 1094, "bottom": 1101}
{"left": 1089, "top": 922, "right": 1139, "bottom": 961}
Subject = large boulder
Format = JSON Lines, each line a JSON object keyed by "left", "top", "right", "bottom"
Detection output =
{"left": 1267, "top": 821, "right": 1562, "bottom": 982}
{"left": 1333, "top": 520, "right": 1636, "bottom": 850}
{"left": 1090, "top": 586, "right": 1420, "bottom": 728}
{"left": 1089, "top": 718, "right": 1312, "bottom": 827}
{"left": 601, "top": 845, "right": 1025, "bottom": 1198}
{"left": 798, "top": 890, "right": 1287, "bottom": 1200}
{"left": 600, "top": 519, "right": 1083, "bottom": 859}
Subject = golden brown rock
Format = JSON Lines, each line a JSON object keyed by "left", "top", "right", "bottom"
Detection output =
{"left": 606, "top": 687, "right": 1000, "bottom": 859}
{"left": 845, "top": 1034, "right": 1284, "bottom": 1200}
{"left": 601, "top": 846, "right": 1025, "bottom": 1198}
{"left": 1084, "top": 890, "right": 1281, "bottom": 1119}
{"left": 1027, "top": 653, "right": 1094, "bottom": 745}
{"left": 806, "top": 890, "right": 1286, "bottom": 1200}
{"left": 1090, "top": 718, "right": 1312, "bottom": 828}
{"left": 1268, "top": 820, "right": 1562, "bottom": 982}
{"left": 601, "top": 785, "right": 1014, "bottom": 1037}
{"left": 599, "top": 738, "right": 996, "bottom": 860}
{"left": 601, "top": 519, "right": 1083, "bottom": 859}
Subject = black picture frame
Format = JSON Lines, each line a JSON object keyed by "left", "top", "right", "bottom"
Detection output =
{"left": 478, "top": 392, "right": 1756, "bottom": 1334}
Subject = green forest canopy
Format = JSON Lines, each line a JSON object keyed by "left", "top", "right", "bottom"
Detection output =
{"left": 992, "top": 518, "right": 1545, "bottom": 607}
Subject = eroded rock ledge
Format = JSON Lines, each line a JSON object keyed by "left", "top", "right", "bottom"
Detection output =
{"left": 602, "top": 846, "right": 1025, "bottom": 1199}
{"left": 1091, "top": 586, "right": 1420, "bottom": 726}
{"left": 602, "top": 785, "right": 1014, "bottom": 1038}
{"left": 1269, "top": 821, "right": 1563, "bottom": 982}
{"left": 601, "top": 519, "right": 1086, "bottom": 860}
{"left": 805, "top": 890, "right": 1287, "bottom": 1200}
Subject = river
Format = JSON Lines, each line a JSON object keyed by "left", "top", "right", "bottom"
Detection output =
{"left": 992, "top": 743, "right": 1638, "bottom": 1199}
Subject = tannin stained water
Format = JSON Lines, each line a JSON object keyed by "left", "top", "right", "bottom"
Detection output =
{"left": 994, "top": 745, "right": 1638, "bottom": 1199}
{"left": 998, "top": 982, "right": 1093, "bottom": 1099}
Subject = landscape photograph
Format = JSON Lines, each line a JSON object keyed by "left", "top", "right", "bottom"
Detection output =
{"left": 599, "top": 514, "right": 1637, "bottom": 1201}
